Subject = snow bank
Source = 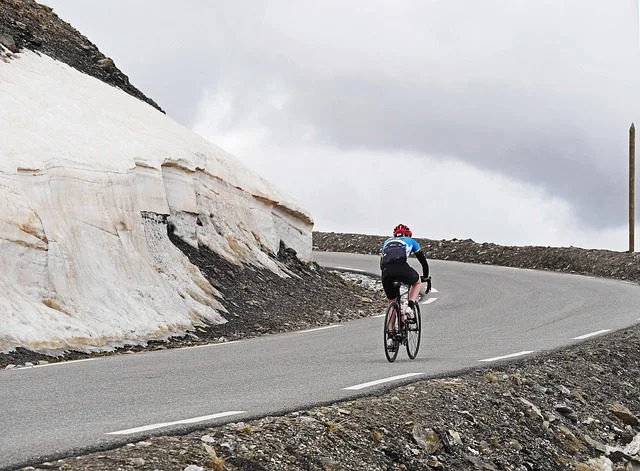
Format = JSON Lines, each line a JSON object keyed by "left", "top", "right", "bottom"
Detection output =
{"left": 0, "top": 50, "right": 313, "bottom": 354}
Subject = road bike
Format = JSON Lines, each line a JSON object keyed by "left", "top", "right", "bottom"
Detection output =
{"left": 383, "top": 281, "right": 421, "bottom": 362}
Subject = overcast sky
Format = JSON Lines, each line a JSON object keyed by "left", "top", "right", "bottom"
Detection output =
{"left": 43, "top": 0, "right": 640, "bottom": 250}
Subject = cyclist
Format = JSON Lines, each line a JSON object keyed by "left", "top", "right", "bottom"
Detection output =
{"left": 380, "top": 224, "right": 431, "bottom": 342}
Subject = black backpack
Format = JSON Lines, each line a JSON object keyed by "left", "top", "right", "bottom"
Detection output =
{"left": 381, "top": 240, "right": 408, "bottom": 267}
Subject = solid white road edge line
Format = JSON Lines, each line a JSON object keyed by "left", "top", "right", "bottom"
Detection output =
{"left": 32, "top": 358, "right": 98, "bottom": 368}
{"left": 343, "top": 373, "right": 423, "bottom": 391}
{"left": 296, "top": 325, "right": 340, "bottom": 334}
{"left": 181, "top": 341, "right": 240, "bottom": 350}
{"left": 479, "top": 351, "right": 534, "bottom": 362}
{"left": 421, "top": 297, "right": 438, "bottom": 305}
{"left": 334, "top": 266, "right": 366, "bottom": 272}
{"left": 6, "top": 358, "right": 98, "bottom": 371}
{"left": 0, "top": 358, "right": 98, "bottom": 373}
{"left": 106, "top": 411, "right": 247, "bottom": 435}
{"left": 572, "top": 329, "right": 611, "bottom": 340}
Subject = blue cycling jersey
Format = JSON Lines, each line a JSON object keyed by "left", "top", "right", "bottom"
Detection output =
{"left": 380, "top": 236, "right": 421, "bottom": 267}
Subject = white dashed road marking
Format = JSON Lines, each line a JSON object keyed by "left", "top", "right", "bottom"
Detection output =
{"left": 106, "top": 411, "right": 246, "bottom": 435}
{"left": 421, "top": 297, "right": 438, "bottom": 305}
{"left": 343, "top": 373, "right": 423, "bottom": 391}
{"left": 479, "top": 351, "right": 534, "bottom": 362}
{"left": 431, "top": 288, "right": 439, "bottom": 293}
{"left": 572, "top": 329, "right": 611, "bottom": 340}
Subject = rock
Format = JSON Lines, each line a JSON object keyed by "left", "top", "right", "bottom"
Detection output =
{"left": 623, "top": 433, "right": 640, "bottom": 456}
{"left": 219, "top": 442, "right": 237, "bottom": 453}
{"left": 299, "top": 416, "right": 319, "bottom": 426}
{"left": 457, "top": 410, "right": 477, "bottom": 424}
{"left": 319, "top": 457, "right": 341, "bottom": 470}
{"left": 558, "top": 385, "right": 571, "bottom": 396}
{"left": 97, "top": 57, "right": 114, "bottom": 68}
{"left": 533, "top": 383, "right": 548, "bottom": 394}
{"left": 582, "top": 434, "right": 612, "bottom": 454}
{"left": 183, "top": 466, "right": 204, "bottom": 471}
{"left": 0, "top": 34, "right": 18, "bottom": 53}
{"left": 509, "top": 439, "right": 523, "bottom": 451}
{"left": 555, "top": 426, "right": 583, "bottom": 453}
{"left": 412, "top": 425, "right": 441, "bottom": 454}
{"left": 555, "top": 403, "right": 578, "bottom": 422}
{"left": 572, "top": 390, "right": 587, "bottom": 404}
{"left": 607, "top": 403, "right": 639, "bottom": 426}
{"left": 519, "top": 398, "right": 544, "bottom": 421}
{"left": 446, "top": 429, "right": 463, "bottom": 446}
{"left": 426, "top": 458, "right": 445, "bottom": 468}
{"left": 466, "top": 454, "right": 491, "bottom": 470}
{"left": 574, "top": 456, "right": 614, "bottom": 471}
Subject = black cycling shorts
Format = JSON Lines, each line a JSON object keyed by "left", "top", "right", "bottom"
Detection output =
{"left": 381, "top": 262, "right": 419, "bottom": 299}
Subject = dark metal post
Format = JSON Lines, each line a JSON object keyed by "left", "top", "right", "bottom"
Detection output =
{"left": 630, "top": 123, "right": 636, "bottom": 252}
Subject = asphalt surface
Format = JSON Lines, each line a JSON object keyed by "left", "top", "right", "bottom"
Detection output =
{"left": 2, "top": 253, "right": 640, "bottom": 469}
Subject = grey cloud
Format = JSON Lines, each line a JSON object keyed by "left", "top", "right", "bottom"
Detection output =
{"left": 285, "top": 76, "right": 632, "bottom": 227}
{"left": 43, "top": 0, "right": 640, "bottom": 230}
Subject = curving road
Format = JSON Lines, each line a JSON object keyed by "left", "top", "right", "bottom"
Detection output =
{"left": 2, "top": 253, "right": 640, "bottom": 469}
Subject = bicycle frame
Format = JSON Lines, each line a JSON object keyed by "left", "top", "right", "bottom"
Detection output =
{"left": 386, "top": 284, "right": 408, "bottom": 333}
{"left": 384, "top": 281, "right": 422, "bottom": 362}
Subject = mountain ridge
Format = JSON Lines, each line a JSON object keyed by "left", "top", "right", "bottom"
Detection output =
{"left": 0, "top": 0, "right": 163, "bottom": 111}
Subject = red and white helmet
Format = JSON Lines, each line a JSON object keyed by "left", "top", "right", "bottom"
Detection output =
{"left": 393, "top": 224, "right": 412, "bottom": 238}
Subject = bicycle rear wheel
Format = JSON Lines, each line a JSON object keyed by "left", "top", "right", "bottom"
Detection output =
{"left": 383, "top": 302, "right": 400, "bottom": 362}
{"left": 405, "top": 303, "right": 421, "bottom": 359}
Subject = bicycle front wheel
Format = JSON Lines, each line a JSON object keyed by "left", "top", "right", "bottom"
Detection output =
{"left": 405, "top": 303, "right": 421, "bottom": 359}
{"left": 383, "top": 302, "right": 400, "bottom": 363}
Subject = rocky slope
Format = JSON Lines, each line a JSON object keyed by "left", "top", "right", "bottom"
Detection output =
{"left": 0, "top": 237, "right": 386, "bottom": 368}
{"left": 0, "top": 0, "right": 162, "bottom": 111}
{"left": 18, "top": 233, "right": 640, "bottom": 471}
{"left": 313, "top": 232, "right": 640, "bottom": 283}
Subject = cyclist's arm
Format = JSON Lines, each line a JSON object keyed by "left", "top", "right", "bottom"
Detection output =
{"left": 415, "top": 250, "right": 429, "bottom": 278}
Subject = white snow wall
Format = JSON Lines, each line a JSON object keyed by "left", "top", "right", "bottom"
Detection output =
{"left": 0, "top": 49, "right": 313, "bottom": 354}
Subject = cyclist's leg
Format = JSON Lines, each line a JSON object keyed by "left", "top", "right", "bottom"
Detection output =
{"left": 381, "top": 269, "right": 400, "bottom": 333}
{"left": 408, "top": 279, "right": 422, "bottom": 303}
{"left": 397, "top": 264, "right": 420, "bottom": 302}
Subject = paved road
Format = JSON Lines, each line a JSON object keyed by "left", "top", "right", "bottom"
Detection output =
{"left": 2, "top": 253, "right": 640, "bottom": 469}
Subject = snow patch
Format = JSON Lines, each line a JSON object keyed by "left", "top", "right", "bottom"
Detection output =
{"left": 0, "top": 50, "right": 312, "bottom": 353}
